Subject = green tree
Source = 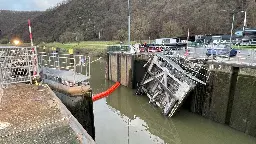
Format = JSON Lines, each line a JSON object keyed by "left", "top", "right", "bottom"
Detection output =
{"left": 0, "top": 38, "right": 9, "bottom": 44}
{"left": 59, "top": 31, "right": 75, "bottom": 43}
{"left": 160, "top": 21, "right": 183, "bottom": 37}
{"left": 114, "top": 29, "right": 127, "bottom": 41}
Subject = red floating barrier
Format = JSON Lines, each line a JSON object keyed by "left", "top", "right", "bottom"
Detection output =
{"left": 92, "top": 82, "right": 121, "bottom": 102}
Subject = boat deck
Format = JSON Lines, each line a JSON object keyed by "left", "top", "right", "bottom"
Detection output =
{"left": 41, "top": 67, "right": 90, "bottom": 82}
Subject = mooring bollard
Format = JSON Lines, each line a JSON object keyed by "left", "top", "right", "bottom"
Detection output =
{"left": 69, "top": 48, "right": 74, "bottom": 67}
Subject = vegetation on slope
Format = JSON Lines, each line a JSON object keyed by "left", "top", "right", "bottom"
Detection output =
{"left": 2, "top": 0, "right": 256, "bottom": 44}
{"left": 0, "top": 10, "right": 42, "bottom": 43}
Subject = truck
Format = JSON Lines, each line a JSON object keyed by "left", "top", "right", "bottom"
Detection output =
{"left": 155, "top": 38, "right": 177, "bottom": 45}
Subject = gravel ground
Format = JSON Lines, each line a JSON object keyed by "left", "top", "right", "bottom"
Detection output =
{"left": 0, "top": 83, "right": 80, "bottom": 144}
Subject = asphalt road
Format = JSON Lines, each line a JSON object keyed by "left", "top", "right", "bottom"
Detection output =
{"left": 180, "top": 46, "right": 256, "bottom": 65}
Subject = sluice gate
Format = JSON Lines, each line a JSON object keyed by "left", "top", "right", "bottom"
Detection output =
{"left": 136, "top": 53, "right": 208, "bottom": 117}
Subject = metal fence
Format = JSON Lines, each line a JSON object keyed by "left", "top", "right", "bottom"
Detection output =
{"left": 0, "top": 46, "right": 39, "bottom": 87}
{"left": 166, "top": 46, "right": 256, "bottom": 66}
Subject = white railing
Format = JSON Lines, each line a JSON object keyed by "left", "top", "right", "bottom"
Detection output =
{"left": 38, "top": 52, "right": 91, "bottom": 83}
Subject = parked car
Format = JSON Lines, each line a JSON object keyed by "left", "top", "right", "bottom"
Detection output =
{"left": 148, "top": 46, "right": 162, "bottom": 52}
{"left": 139, "top": 47, "right": 146, "bottom": 52}
{"left": 206, "top": 45, "right": 237, "bottom": 57}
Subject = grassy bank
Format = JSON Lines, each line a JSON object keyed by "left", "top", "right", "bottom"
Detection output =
{"left": 37, "top": 41, "right": 113, "bottom": 57}
{"left": 38, "top": 41, "right": 136, "bottom": 57}
{"left": 1, "top": 41, "right": 135, "bottom": 57}
{"left": 39, "top": 41, "right": 121, "bottom": 49}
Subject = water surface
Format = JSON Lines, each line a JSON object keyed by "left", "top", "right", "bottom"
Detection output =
{"left": 90, "top": 59, "right": 256, "bottom": 144}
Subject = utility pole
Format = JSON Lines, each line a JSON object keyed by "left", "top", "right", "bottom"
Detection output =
{"left": 128, "top": 0, "right": 131, "bottom": 47}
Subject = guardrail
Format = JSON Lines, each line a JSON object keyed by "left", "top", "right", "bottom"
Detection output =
{"left": 0, "top": 46, "right": 39, "bottom": 88}
{"left": 167, "top": 46, "right": 256, "bottom": 66}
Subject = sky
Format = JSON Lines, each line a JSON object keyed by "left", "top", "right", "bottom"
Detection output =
{"left": 0, "top": 0, "right": 64, "bottom": 11}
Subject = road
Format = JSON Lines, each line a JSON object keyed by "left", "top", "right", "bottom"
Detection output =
{"left": 175, "top": 46, "right": 256, "bottom": 66}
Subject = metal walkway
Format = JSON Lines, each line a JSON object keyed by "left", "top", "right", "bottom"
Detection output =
{"left": 136, "top": 53, "right": 208, "bottom": 117}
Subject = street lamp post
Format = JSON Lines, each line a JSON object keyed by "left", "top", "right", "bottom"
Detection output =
{"left": 221, "top": 10, "right": 246, "bottom": 60}
{"left": 128, "top": 0, "right": 131, "bottom": 47}
{"left": 242, "top": 11, "right": 247, "bottom": 32}
{"left": 229, "top": 13, "right": 235, "bottom": 60}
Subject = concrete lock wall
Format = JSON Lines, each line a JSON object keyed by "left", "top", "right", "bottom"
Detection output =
{"left": 108, "top": 53, "right": 118, "bottom": 82}
{"left": 107, "top": 53, "right": 135, "bottom": 88}
{"left": 229, "top": 68, "right": 256, "bottom": 137}
{"left": 187, "top": 64, "right": 233, "bottom": 124}
{"left": 106, "top": 53, "right": 150, "bottom": 88}
{"left": 120, "top": 54, "right": 133, "bottom": 87}
{"left": 54, "top": 90, "right": 95, "bottom": 140}
{"left": 203, "top": 64, "right": 233, "bottom": 124}
{"left": 189, "top": 64, "right": 256, "bottom": 137}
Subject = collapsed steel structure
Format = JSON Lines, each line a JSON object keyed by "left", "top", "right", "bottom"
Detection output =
{"left": 136, "top": 53, "right": 208, "bottom": 117}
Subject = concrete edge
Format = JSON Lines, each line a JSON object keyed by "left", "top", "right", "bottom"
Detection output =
{"left": 45, "top": 85, "right": 96, "bottom": 144}
{"left": 206, "top": 61, "right": 256, "bottom": 69}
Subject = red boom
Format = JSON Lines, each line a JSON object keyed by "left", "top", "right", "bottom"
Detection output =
{"left": 92, "top": 82, "right": 121, "bottom": 102}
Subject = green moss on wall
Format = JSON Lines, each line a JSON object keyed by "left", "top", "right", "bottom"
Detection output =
{"left": 203, "top": 70, "right": 231, "bottom": 124}
{"left": 247, "top": 80, "right": 256, "bottom": 137}
{"left": 230, "top": 75, "right": 256, "bottom": 133}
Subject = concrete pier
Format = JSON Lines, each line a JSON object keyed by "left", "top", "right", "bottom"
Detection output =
{"left": 0, "top": 84, "right": 95, "bottom": 143}
{"left": 106, "top": 52, "right": 150, "bottom": 88}
{"left": 106, "top": 52, "right": 256, "bottom": 137}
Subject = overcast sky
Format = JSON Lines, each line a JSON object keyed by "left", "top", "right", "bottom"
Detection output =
{"left": 0, "top": 0, "right": 63, "bottom": 11}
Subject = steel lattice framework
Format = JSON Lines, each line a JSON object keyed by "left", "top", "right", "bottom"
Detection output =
{"left": 136, "top": 53, "right": 208, "bottom": 117}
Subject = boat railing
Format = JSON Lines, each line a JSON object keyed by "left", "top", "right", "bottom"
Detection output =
{"left": 38, "top": 52, "right": 91, "bottom": 83}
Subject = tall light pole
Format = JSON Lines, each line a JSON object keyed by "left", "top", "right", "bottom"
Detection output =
{"left": 229, "top": 13, "right": 235, "bottom": 60}
{"left": 242, "top": 11, "right": 247, "bottom": 33}
{"left": 128, "top": 0, "right": 131, "bottom": 47}
{"left": 221, "top": 10, "right": 246, "bottom": 60}
{"left": 229, "top": 10, "right": 247, "bottom": 60}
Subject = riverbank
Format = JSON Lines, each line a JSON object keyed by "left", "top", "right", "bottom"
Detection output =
{"left": 37, "top": 41, "right": 114, "bottom": 57}
{"left": 37, "top": 41, "right": 135, "bottom": 57}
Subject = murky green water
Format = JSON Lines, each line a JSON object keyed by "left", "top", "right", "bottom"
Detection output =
{"left": 90, "top": 59, "right": 256, "bottom": 144}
